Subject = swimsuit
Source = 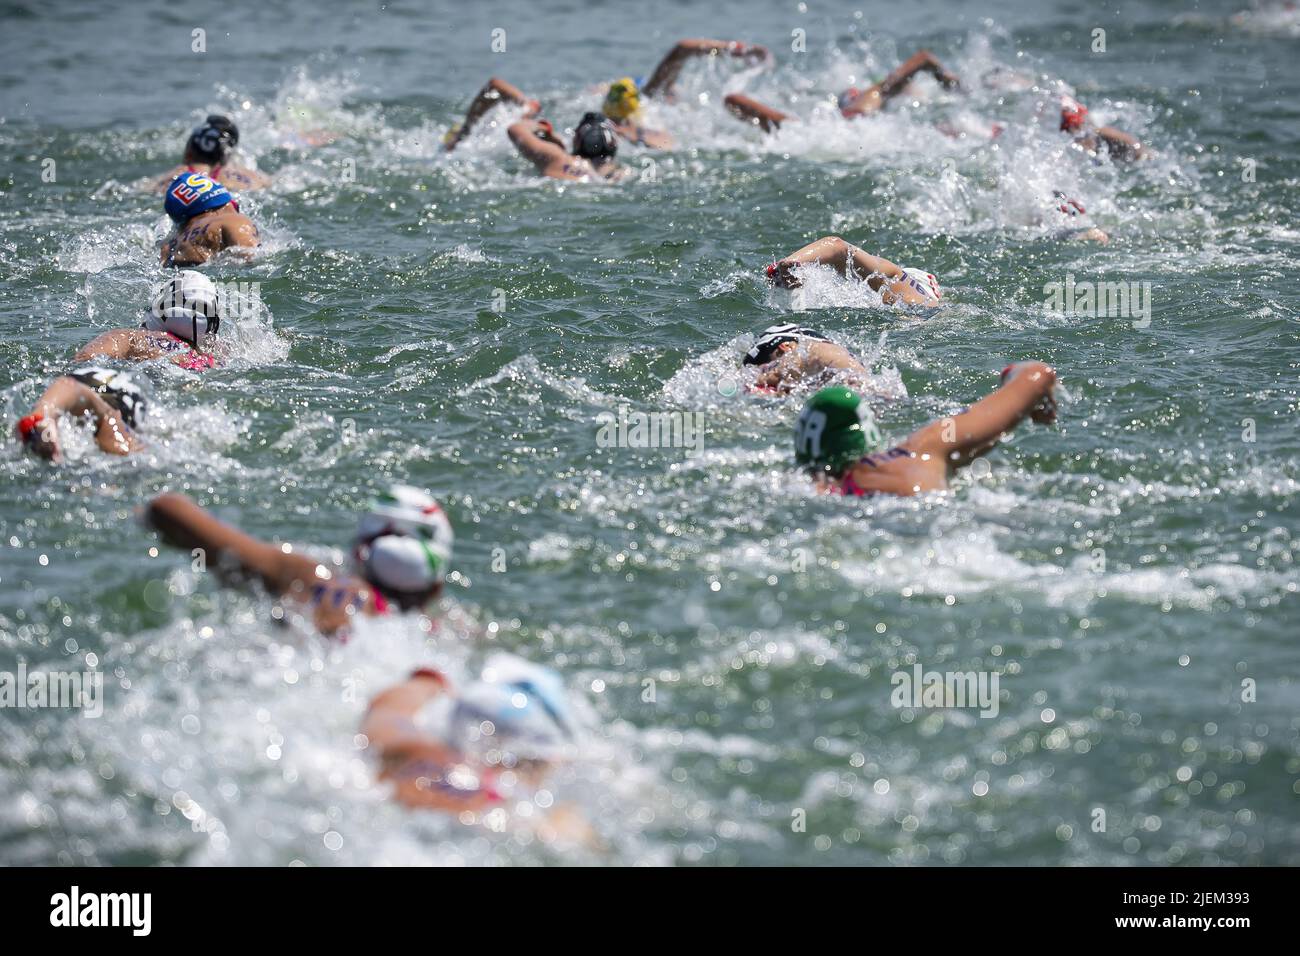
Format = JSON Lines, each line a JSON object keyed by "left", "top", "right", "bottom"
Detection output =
{"left": 67, "top": 367, "right": 146, "bottom": 427}
{"left": 155, "top": 332, "right": 217, "bottom": 371}
{"left": 839, "top": 446, "right": 912, "bottom": 497}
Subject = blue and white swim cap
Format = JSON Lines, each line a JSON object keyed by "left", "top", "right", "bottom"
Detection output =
{"left": 421, "top": 653, "right": 575, "bottom": 761}
{"left": 164, "top": 173, "right": 234, "bottom": 223}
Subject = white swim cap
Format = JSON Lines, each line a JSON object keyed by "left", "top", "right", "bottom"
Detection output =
{"left": 900, "top": 267, "right": 942, "bottom": 301}
{"left": 353, "top": 485, "right": 454, "bottom": 604}
{"left": 145, "top": 270, "right": 221, "bottom": 345}
{"left": 416, "top": 653, "right": 574, "bottom": 761}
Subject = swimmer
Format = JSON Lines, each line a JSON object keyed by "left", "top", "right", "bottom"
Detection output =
{"left": 150, "top": 115, "right": 271, "bottom": 192}
{"left": 444, "top": 76, "right": 541, "bottom": 152}
{"left": 507, "top": 113, "right": 625, "bottom": 182}
{"left": 75, "top": 271, "right": 226, "bottom": 371}
{"left": 159, "top": 173, "right": 259, "bottom": 266}
{"left": 1050, "top": 191, "right": 1109, "bottom": 244}
{"left": 15, "top": 367, "right": 146, "bottom": 462}
{"left": 743, "top": 324, "right": 882, "bottom": 396}
{"left": 146, "top": 485, "right": 454, "bottom": 638}
{"left": 793, "top": 361, "right": 1058, "bottom": 497}
{"left": 724, "top": 49, "right": 960, "bottom": 131}
{"left": 768, "top": 236, "right": 943, "bottom": 307}
{"left": 1059, "top": 96, "right": 1148, "bottom": 162}
{"left": 600, "top": 39, "right": 771, "bottom": 148}
{"left": 362, "top": 654, "right": 592, "bottom": 842}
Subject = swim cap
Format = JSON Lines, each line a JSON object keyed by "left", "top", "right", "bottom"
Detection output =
{"left": 573, "top": 112, "right": 618, "bottom": 161}
{"left": 603, "top": 77, "right": 642, "bottom": 122}
{"left": 187, "top": 115, "right": 238, "bottom": 164}
{"left": 838, "top": 86, "right": 862, "bottom": 116}
{"left": 900, "top": 267, "right": 943, "bottom": 301}
{"left": 794, "top": 386, "right": 882, "bottom": 474}
{"left": 1052, "top": 190, "right": 1086, "bottom": 216}
{"left": 452, "top": 653, "right": 574, "bottom": 759}
{"left": 1060, "top": 96, "right": 1088, "bottom": 132}
{"left": 744, "top": 324, "right": 830, "bottom": 366}
{"left": 145, "top": 270, "right": 221, "bottom": 345}
{"left": 68, "top": 367, "right": 147, "bottom": 428}
{"left": 353, "top": 485, "right": 454, "bottom": 606}
{"left": 164, "top": 173, "right": 234, "bottom": 223}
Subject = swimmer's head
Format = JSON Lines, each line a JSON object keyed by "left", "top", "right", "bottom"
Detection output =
{"left": 794, "top": 386, "right": 882, "bottom": 475}
{"left": 1060, "top": 96, "right": 1088, "bottom": 132}
{"left": 412, "top": 653, "right": 574, "bottom": 773}
{"left": 186, "top": 115, "right": 239, "bottom": 164}
{"left": 744, "top": 324, "right": 830, "bottom": 366}
{"left": 603, "top": 78, "right": 642, "bottom": 122}
{"left": 900, "top": 267, "right": 943, "bottom": 301}
{"left": 573, "top": 112, "right": 618, "bottom": 163}
{"left": 164, "top": 172, "right": 235, "bottom": 223}
{"left": 837, "top": 86, "right": 862, "bottom": 116}
{"left": 145, "top": 270, "right": 222, "bottom": 346}
{"left": 353, "top": 485, "right": 454, "bottom": 610}
{"left": 1052, "top": 190, "right": 1086, "bottom": 217}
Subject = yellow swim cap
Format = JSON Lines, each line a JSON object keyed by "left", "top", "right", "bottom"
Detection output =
{"left": 603, "top": 78, "right": 641, "bottom": 122}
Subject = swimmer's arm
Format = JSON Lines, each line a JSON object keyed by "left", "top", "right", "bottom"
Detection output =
{"left": 643, "top": 39, "right": 772, "bottom": 99}
{"left": 1095, "top": 125, "right": 1146, "bottom": 160}
{"left": 906, "top": 361, "right": 1057, "bottom": 468}
{"left": 878, "top": 50, "right": 961, "bottom": 98}
{"left": 20, "top": 377, "right": 137, "bottom": 460}
{"left": 74, "top": 329, "right": 150, "bottom": 362}
{"left": 507, "top": 120, "right": 570, "bottom": 172}
{"left": 362, "top": 676, "right": 463, "bottom": 766}
{"left": 613, "top": 121, "right": 674, "bottom": 150}
{"left": 773, "top": 236, "right": 901, "bottom": 288}
{"left": 724, "top": 93, "right": 792, "bottom": 133}
{"left": 447, "top": 77, "right": 540, "bottom": 152}
{"left": 146, "top": 492, "right": 327, "bottom": 596}
{"left": 222, "top": 218, "right": 260, "bottom": 255}
{"left": 231, "top": 166, "right": 273, "bottom": 189}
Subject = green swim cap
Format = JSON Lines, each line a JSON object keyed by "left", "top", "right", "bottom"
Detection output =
{"left": 794, "top": 386, "right": 882, "bottom": 473}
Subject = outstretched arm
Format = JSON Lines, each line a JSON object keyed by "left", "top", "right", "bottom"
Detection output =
{"left": 146, "top": 492, "right": 330, "bottom": 596}
{"left": 771, "top": 235, "right": 902, "bottom": 288}
{"left": 507, "top": 119, "right": 569, "bottom": 172}
{"left": 842, "top": 49, "right": 960, "bottom": 116}
{"left": 906, "top": 361, "right": 1057, "bottom": 468}
{"left": 74, "top": 329, "right": 167, "bottom": 363}
{"left": 724, "top": 92, "right": 793, "bottom": 133}
{"left": 643, "top": 38, "right": 771, "bottom": 99}
{"left": 446, "top": 77, "right": 540, "bottom": 152}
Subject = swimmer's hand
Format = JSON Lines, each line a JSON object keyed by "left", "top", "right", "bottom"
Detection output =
{"left": 523, "top": 99, "right": 542, "bottom": 118}
{"left": 769, "top": 258, "right": 802, "bottom": 289}
{"left": 1001, "top": 362, "right": 1058, "bottom": 424}
{"left": 730, "top": 42, "right": 772, "bottom": 63}
{"left": 533, "top": 119, "right": 564, "bottom": 148}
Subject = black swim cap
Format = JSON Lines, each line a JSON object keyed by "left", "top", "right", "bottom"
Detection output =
{"left": 573, "top": 112, "right": 617, "bottom": 161}
{"left": 187, "top": 115, "right": 239, "bottom": 163}
{"left": 743, "top": 324, "right": 830, "bottom": 365}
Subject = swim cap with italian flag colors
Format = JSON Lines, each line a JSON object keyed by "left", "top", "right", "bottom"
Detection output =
{"left": 146, "top": 270, "right": 222, "bottom": 344}
{"left": 353, "top": 485, "right": 454, "bottom": 607}
{"left": 164, "top": 172, "right": 234, "bottom": 223}
{"left": 794, "top": 386, "right": 883, "bottom": 474}
{"left": 900, "top": 267, "right": 942, "bottom": 301}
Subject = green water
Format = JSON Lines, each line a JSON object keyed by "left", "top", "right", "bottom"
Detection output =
{"left": 0, "top": 0, "right": 1297, "bottom": 865}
